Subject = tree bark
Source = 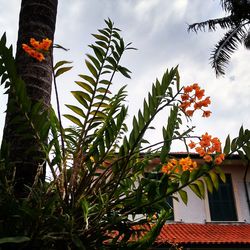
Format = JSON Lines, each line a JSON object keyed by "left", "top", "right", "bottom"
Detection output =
{"left": 3, "top": 0, "right": 58, "bottom": 197}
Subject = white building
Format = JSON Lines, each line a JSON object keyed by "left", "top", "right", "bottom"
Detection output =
{"left": 147, "top": 153, "right": 250, "bottom": 249}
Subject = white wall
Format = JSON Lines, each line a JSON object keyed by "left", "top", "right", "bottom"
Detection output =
{"left": 172, "top": 160, "right": 250, "bottom": 223}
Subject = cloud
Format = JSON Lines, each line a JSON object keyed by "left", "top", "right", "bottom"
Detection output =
{"left": 0, "top": 1, "right": 249, "bottom": 151}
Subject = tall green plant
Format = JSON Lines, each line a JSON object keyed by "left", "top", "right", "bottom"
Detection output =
{"left": 0, "top": 19, "right": 250, "bottom": 250}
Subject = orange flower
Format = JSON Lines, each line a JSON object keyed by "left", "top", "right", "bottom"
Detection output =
{"left": 181, "top": 94, "right": 189, "bottom": 101}
{"left": 22, "top": 44, "right": 33, "bottom": 53}
{"left": 214, "top": 156, "right": 223, "bottom": 165}
{"left": 201, "top": 97, "right": 211, "bottom": 107}
{"left": 174, "top": 168, "right": 180, "bottom": 174}
{"left": 34, "top": 52, "right": 45, "bottom": 62}
{"left": 195, "top": 146, "right": 206, "bottom": 157}
{"left": 185, "top": 109, "right": 194, "bottom": 117}
{"left": 162, "top": 157, "right": 197, "bottom": 174}
{"left": 169, "top": 158, "right": 178, "bottom": 165}
{"left": 189, "top": 133, "right": 224, "bottom": 165}
{"left": 194, "top": 101, "right": 203, "bottom": 109}
{"left": 202, "top": 110, "right": 212, "bottom": 117}
{"left": 214, "top": 153, "right": 225, "bottom": 165}
{"left": 201, "top": 132, "right": 212, "bottom": 142}
{"left": 192, "top": 161, "right": 197, "bottom": 168}
{"left": 195, "top": 89, "right": 205, "bottom": 100}
{"left": 179, "top": 157, "right": 197, "bottom": 172}
{"left": 183, "top": 85, "right": 193, "bottom": 93}
{"left": 22, "top": 37, "right": 52, "bottom": 61}
{"left": 180, "top": 101, "right": 191, "bottom": 111}
{"left": 162, "top": 164, "right": 171, "bottom": 174}
{"left": 30, "top": 38, "right": 41, "bottom": 50}
{"left": 181, "top": 84, "right": 211, "bottom": 117}
{"left": 211, "top": 137, "right": 221, "bottom": 152}
{"left": 40, "top": 38, "right": 52, "bottom": 50}
{"left": 192, "top": 83, "right": 199, "bottom": 90}
{"left": 203, "top": 154, "right": 213, "bottom": 163}
{"left": 200, "top": 140, "right": 210, "bottom": 148}
{"left": 188, "top": 140, "right": 196, "bottom": 149}
{"left": 218, "top": 153, "right": 225, "bottom": 161}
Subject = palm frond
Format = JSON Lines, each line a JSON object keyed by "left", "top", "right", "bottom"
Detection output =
{"left": 188, "top": 16, "right": 234, "bottom": 32}
{"left": 244, "top": 30, "right": 250, "bottom": 48}
{"left": 210, "top": 23, "right": 247, "bottom": 76}
{"left": 220, "top": 0, "right": 233, "bottom": 13}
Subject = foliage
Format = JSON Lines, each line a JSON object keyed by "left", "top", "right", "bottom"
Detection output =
{"left": 0, "top": 19, "right": 250, "bottom": 250}
{"left": 188, "top": 0, "right": 250, "bottom": 76}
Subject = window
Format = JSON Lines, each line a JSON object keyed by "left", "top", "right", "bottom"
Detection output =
{"left": 144, "top": 172, "right": 174, "bottom": 220}
{"left": 208, "top": 173, "right": 237, "bottom": 221}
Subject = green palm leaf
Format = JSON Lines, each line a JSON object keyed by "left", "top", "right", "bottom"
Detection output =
{"left": 210, "top": 24, "right": 247, "bottom": 75}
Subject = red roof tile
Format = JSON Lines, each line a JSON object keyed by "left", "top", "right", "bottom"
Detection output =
{"left": 134, "top": 223, "right": 250, "bottom": 245}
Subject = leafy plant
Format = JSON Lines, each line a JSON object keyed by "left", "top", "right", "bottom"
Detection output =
{"left": 0, "top": 19, "right": 249, "bottom": 250}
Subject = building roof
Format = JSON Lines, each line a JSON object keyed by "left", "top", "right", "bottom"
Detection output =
{"left": 134, "top": 223, "right": 250, "bottom": 246}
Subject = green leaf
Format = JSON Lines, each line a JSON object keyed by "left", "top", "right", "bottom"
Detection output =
{"left": 53, "top": 43, "right": 69, "bottom": 51}
{"left": 194, "top": 180, "right": 205, "bottom": 198}
{"left": 90, "top": 110, "right": 107, "bottom": 118}
{"left": 54, "top": 60, "right": 72, "bottom": 71}
{"left": 132, "top": 116, "right": 139, "bottom": 137}
{"left": 92, "top": 34, "right": 109, "bottom": 43}
{"left": 65, "top": 104, "right": 86, "bottom": 118}
{"left": 117, "top": 65, "right": 131, "bottom": 78}
{"left": 223, "top": 135, "right": 231, "bottom": 155}
{"left": 92, "top": 102, "right": 109, "bottom": 108}
{"left": 204, "top": 175, "right": 213, "bottom": 193}
{"left": 1, "top": 73, "right": 8, "bottom": 85}
{"left": 107, "top": 56, "right": 117, "bottom": 68}
{"left": 0, "top": 236, "right": 30, "bottom": 244}
{"left": 99, "top": 79, "right": 111, "bottom": 85}
{"left": 181, "top": 170, "right": 190, "bottom": 185}
{"left": 64, "top": 114, "right": 83, "bottom": 127}
{"left": 55, "top": 66, "right": 73, "bottom": 77}
{"left": 96, "top": 41, "right": 108, "bottom": 49}
{"left": 105, "top": 18, "right": 113, "bottom": 29}
{"left": 143, "top": 100, "right": 150, "bottom": 120}
{"left": 79, "top": 74, "right": 96, "bottom": 86}
{"left": 178, "top": 190, "right": 188, "bottom": 205}
{"left": 71, "top": 91, "right": 89, "bottom": 109}
{"left": 189, "top": 168, "right": 200, "bottom": 181}
{"left": 159, "top": 174, "right": 168, "bottom": 195}
{"left": 0, "top": 32, "right": 7, "bottom": 45}
{"left": 90, "top": 45, "right": 104, "bottom": 62}
{"left": 215, "top": 166, "right": 226, "bottom": 183}
{"left": 75, "top": 81, "right": 94, "bottom": 94}
{"left": 98, "top": 29, "right": 110, "bottom": 37}
{"left": 97, "top": 87, "right": 111, "bottom": 94}
{"left": 85, "top": 60, "right": 98, "bottom": 78}
{"left": 86, "top": 54, "right": 101, "bottom": 70}
{"left": 160, "top": 106, "right": 178, "bottom": 162}
{"left": 71, "top": 90, "right": 91, "bottom": 102}
{"left": 209, "top": 171, "right": 219, "bottom": 190}
{"left": 95, "top": 94, "right": 110, "bottom": 101}
{"left": 231, "top": 138, "right": 237, "bottom": 152}
{"left": 189, "top": 183, "right": 202, "bottom": 198}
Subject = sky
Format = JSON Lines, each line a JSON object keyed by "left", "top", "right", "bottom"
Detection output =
{"left": 0, "top": 0, "right": 249, "bottom": 152}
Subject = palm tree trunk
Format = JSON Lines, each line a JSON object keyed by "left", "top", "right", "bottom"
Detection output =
{"left": 3, "top": 0, "right": 58, "bottom": 197}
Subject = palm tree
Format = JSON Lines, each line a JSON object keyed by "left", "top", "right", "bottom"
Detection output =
{"left": 188, "top": 0, "right": 250, "bottom": 76}
{"left": 2, "top": 0, "right": 58, "bottom": 196}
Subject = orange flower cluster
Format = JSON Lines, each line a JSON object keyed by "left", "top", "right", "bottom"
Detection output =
{"left": 162, "top": 157, "right": 198, "bottom": 175}
{"left": 189, "top": 132, "right": 225, "bottom": 165}
{"left": 180, "top": 83, "right": 211, "bottom": 118}
{"left": 22, "top": 38, "right": 52, "bottom": 61}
